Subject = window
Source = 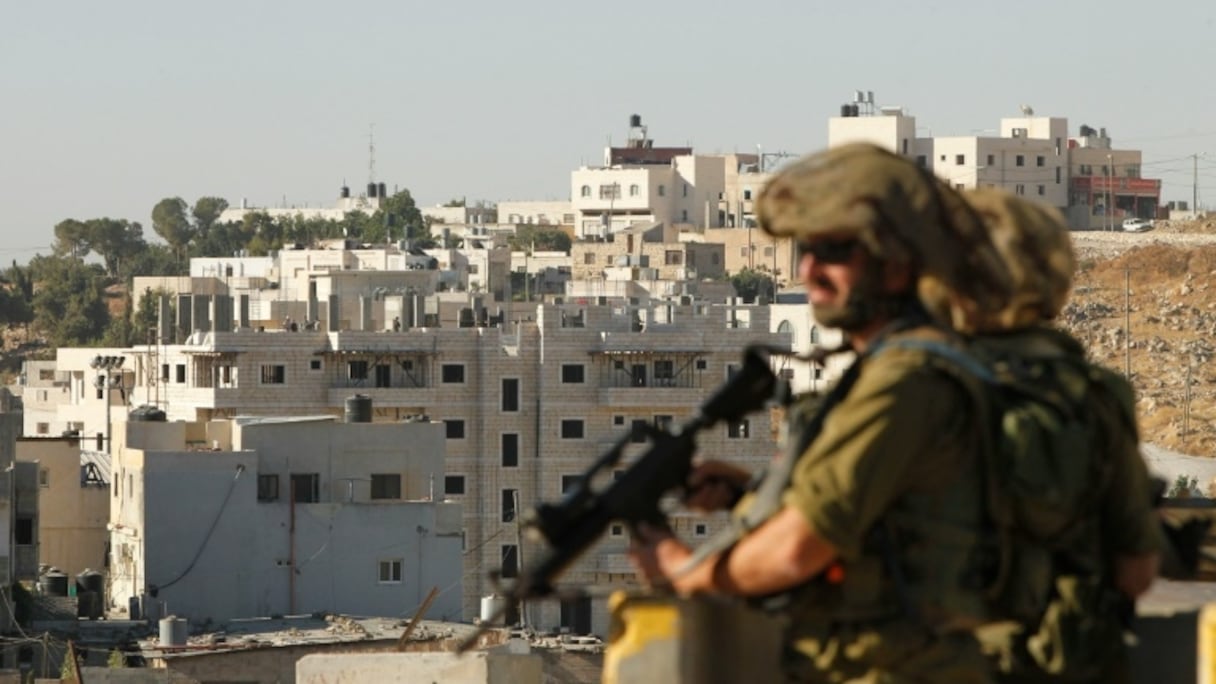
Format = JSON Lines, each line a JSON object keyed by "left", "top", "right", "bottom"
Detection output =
{"left": 347, "top": 360, "right": 368, "bottom": 381}
{"left": 38, "top": 369, "right": 54, "bottom": 381}
{"left": 161, "top": 364, "right": 169, "bottom": 382}
{"left": 630, "top": 419, "right": 649, "bottom": 443}
{"left": 502, "top": 489, "right": 517, "bottom": 522}
{"left": 664, "top": 250, "right": 683, "bottom": 265}
{"left": 657, "top": 185, "right": 666, "bottom": 197}
{"left": 915, "top": 155, "right": 927, "bottom": 167}
{"left": 261, "top": 365, "right": 285, "bottom": 384}
{"left": 501, "top": 433, "right": 519, "bottom": 467}
{"left": 370, "top": 474, "right": 401, "bottom": 500}
{"left": 441, "top": 364, "right": 465, "bottom": 383}
{"left": 1056, "top": 167, "right": 1062, "bottom": 184}
{"left": 728, "top": 419, "right": 750, "bottom": 439}
{"left": 654, "top": 415, "right": 673, "bottom": 429}
{"left": 580, "top": 185, "right": 591, "bottom": 197}
{"left": 739, "top": 247, "right": 749, "bottom": 257}
{"left": 257, "top": 474, "right": 279, "bottom": 502}
{"left": 695, "top": 359, "right": 707, "bottom": 370}
{"left": 291, "top": 473, "right": 320, "bottom": 503}
{"left": 38, "top": 469, "right": 48, "bottom": 488}
{"left": 176, "top": 364, "right": 186, "bottom": 383}
{"left": 445, "top": 420, "right": 465, "bottom": 439}
{"left": 501, "top": 378, "right": 519, "bottom": 412}
{"left": 561, "top": 364, "right": 585, "bottom": 384}
{"left": 654, "top": 360, "right": 674, "bottom": 385}
{"left": 599, "top": 184, "right": 621, "bottom": 200}
{"left": 763, "top": 246, "right": 774, "bottom": 257}
{"left": 1015, "top": 155, "right": 1025, "bottom": 167}
{"left": 561, "top": 475, "right": 582, "bottom": 494}
{"left": 610, "top": 524, "right": 624, "bottom": 537}
{"left": 36, "top": 423, "right": 48, "bottom": 435}
{"left": 583, "top": 253, "right": 596, "bottom": 264}
{"left": 613, "top": 415, "right": 625, "bottom": 426}
{"left": 629, "top": 184, "right": 639, "bottom": 196}
{"left": 563, "top": 213, "right": 575, "bottom": 223}
{"left": 681, "top": 209, "right": 688, "bottom": 221}
{"left": 955, "top": 154, "right": 965, "bottom": 165}
{"left": 726, "top": 363, "right": 741, "bottom": 380}
{"left": 561, "top": 419, "right": 585, "bottom": 439}
{"left": 986, "top": 154, "right": 995, "bottom": 165}
{"left": 694, "top": 523, "right": 708, "bottom": 537}
{"left": 378, "top": 559, "right": 403, "bottom": 583}
{"left": 310, "top": 359, "right": 322, "bottom": 371}
{"left": 1015, "top": 184, "right": 1026, "bottom": 195}
{"left": 1037, "top": 185, "right": 1046, "bottom": 196}
{"left": 445, "top": 475, "right": 466, "bottom": 495}
{"left": 1036, "top": 156, "right": 1045, "bottom": 167}
{"left": 743, "top": 189, "right": 753, "bottom": 200}
{"left": 501, "top": 544, "right": 519, "bottom": 578}
{"left": 15, "top": 517, "right": 33, "bottom": 545}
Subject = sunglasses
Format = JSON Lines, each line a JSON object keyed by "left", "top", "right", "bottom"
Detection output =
{"left": 795, "top": 238, "right": 862, "bottom": 264}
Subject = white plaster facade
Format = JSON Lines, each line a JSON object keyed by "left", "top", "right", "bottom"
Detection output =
{"left": 107, "top": 416, "right": 462, "bottom": 624}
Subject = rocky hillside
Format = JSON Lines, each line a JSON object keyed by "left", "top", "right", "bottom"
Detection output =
{"left": 1065, "top": 220, "right": 1216, "bottom": 456}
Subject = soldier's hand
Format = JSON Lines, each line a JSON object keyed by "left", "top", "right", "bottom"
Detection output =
{"left": 685, "top": 460, "right": 751, "bottom": 512}
{"left": 627, "top": 523, "right": 690, "bottom": 591}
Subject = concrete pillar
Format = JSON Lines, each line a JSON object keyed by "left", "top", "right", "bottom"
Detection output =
{"left": 327, "top": 294, "right": 341, "bottom": 332}
{"left": 176, "top": 295, "right": 193, "bottom": 343}
{"left": 192, "top": 294, "right": 211, "bottom": 333}
{"left": 239, "top": 294, "right": 250, "bottom": 329}
{"left": 157, "top": 295, "right": 173, "bottom": 344}
{"left": 359, "top": 295, "right": 373, "bottom": 331}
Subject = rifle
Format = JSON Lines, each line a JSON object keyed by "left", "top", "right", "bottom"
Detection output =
{"left": 457, "top": 345, "right": 780, "bottom": 651}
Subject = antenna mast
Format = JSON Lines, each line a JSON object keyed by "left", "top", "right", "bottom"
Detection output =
{"left": 368, "top": 124, "right": 377, "bottom": 186}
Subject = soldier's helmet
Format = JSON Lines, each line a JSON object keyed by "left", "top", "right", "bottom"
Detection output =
{"left": 959, "top": 187, "right": 1076, "bottom": 332}
{"left": 756, "top": 142, "right": 1015, "bottom": 332}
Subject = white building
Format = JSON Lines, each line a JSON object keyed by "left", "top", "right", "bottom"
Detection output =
{"left": 107, "top": 415, "right": 463, "bottom": 624}
{"left": 218, "top": 183, "right": 391, "bottom": 224}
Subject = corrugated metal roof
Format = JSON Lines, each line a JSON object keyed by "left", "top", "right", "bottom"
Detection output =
{"left": 80, "top": 449, "right": 111, "bottom": 483}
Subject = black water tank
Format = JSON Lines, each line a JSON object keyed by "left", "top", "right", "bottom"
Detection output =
{"left": 629, "top": 114, "right": 642, "bottom": 128}
{"left": 40, "top": 570, "right": 68, "bottom": 596}
{"left": 129, "top": 405, "right": 167, "bottom": 422}
{"left": 77, "top": 569, "right": 104, "bottom": 595}
{"left": 840, "top": 104, "right": 851, "bottom": 117}
{"left": 377, "top": 182, "right": 387, "bottom": 198}
{"left": 368, "top": 182, "right": 377, "bottom": 198}
{"left": 340, "top": 185, "right": 350, "bottom": 198}
{"left": 345, "top": 395, "right": 372, "bottom": 423}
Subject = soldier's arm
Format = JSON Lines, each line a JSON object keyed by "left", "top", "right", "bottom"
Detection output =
{"left": 632, "top": 505, "right": 838, "bottom": 597}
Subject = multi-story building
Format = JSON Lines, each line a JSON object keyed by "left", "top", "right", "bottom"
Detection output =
{"left": 825, "top": 93, "right": 1160, "bottom": 228}
{"left": 48, "top": 295, "right": 788, "bottom": 636}
{"left": 1066, "top": 125, "right": 1161, "bottom": 229}
{"left": 107, "top": 415, "right": 462, "bottom": 624}
{"left": 15, "top": 436, "right": 109, "bottom": 578}
{"left": 217, "top": 182, "right": 391, "bottom": 224}
{"left": 496, "top": 201, "right": 575, "bottom": 227}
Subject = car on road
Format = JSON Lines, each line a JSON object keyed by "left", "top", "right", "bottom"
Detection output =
{"left": 1122, "top": 218, "right": 1155, "bottom": 233}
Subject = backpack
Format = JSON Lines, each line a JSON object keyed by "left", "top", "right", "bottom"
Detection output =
{"left": 877, "top": 327, "right": 1138, "bottom": 680}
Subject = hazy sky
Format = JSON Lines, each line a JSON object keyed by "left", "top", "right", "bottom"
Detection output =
{"left": 4, "top": 0, "right": 1215, "bottom": 264}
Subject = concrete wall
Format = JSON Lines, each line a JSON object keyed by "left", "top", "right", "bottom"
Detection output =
{"left": 15, "top": 437, "right": 108, "bottom": 577}
{"left": 108, "top": 420, "right": 461, "bottom": 624}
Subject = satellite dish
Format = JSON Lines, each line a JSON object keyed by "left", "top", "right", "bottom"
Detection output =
{"left": 1019, "top": 104, "right": 1035, "bottom": 116}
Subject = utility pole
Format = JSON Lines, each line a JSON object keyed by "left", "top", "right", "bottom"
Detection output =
{"left": 1195, "top": 154, "right": 1200, "bottom": 213}
{"left": 1124, "top": 267, "right": 1131, "bottom": 378}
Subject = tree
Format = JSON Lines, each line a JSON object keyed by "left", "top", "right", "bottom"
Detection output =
{"left": 728, "top": 268, "right": 776, "bottom": 303}
{"left": 379, "top": 190, "right": 429, "bottom": 245}
{"left": 508, "top": 226, "right": 571, "bottom": 253}
{"left": 86, "top": 218, "right": 147, "bottom": 277}
{"left": 151, "top": 197, "right": 195, "bottom": 264}
{"left": 27, "top": 255, "right": 110, "bottom": 346}
{"left": 53, "top": 219, "right": 91, "bottom": 258}
{"left": 443, "top": 198, "right": 466, "bottom": 207}
{"left": 192, "top": 196, "right": 230, "bottom": 236}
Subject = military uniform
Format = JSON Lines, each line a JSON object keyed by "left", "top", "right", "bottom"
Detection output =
{"left": 777, "top": 327, "right": 994, "bottom": 683}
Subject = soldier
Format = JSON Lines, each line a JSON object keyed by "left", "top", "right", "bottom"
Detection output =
{"left": 629, "top": 143, "right": 1162, "bottom": 682}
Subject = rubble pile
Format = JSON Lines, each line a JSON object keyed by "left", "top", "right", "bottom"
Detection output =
{"left": 1064, "top": 227, "right": 1216, "bottom": 454}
